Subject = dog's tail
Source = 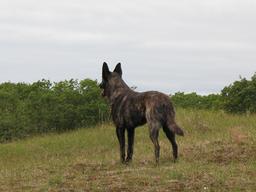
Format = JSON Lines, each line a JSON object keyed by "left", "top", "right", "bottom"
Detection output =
{"left": 167, "top": 119, "right": 184, "bottom": 136}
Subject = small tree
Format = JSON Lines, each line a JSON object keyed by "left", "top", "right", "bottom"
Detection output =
{"left": 221, "top": 73, "right": 256, "bottom": 113}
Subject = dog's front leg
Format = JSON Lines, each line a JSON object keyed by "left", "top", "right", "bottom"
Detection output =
{"left": 126, "top": 128, "right": 135, "bottom": 163}
{"left": 116, "top": 127, "right": 125, "bottom": 163}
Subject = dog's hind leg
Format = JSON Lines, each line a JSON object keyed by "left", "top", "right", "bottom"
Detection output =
{"left": 126, "top": 128, "right": 135, "bottom": 163}
{"left": 116, "top": 127, "right": 125, "bottom": 163}
{"left": 148, "top": 121, "right": 161, "bottom": 164}
{"left": 163, "top": 125, "right": 178, "bottom": 161}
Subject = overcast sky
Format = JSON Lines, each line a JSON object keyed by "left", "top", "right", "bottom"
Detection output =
{"left": 0, "top": 0, "right": 255, "bottom": 94}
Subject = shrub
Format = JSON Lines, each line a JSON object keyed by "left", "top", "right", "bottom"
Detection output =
{"left": 171, "top": 92, "right": 222, "bottom": 110}
{"left": 0, "top": 79, "right": 110, "bottom": 142}
{"left": 221, "top": 73, "right": 256, "bottom": 113}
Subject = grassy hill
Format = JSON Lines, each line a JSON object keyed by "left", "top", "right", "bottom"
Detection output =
{"left": 0, "top": 109, "right": 255, "bottom": 191}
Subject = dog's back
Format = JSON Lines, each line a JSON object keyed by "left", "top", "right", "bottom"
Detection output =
{"left": 111, "top": 90, "right": 184, "bottom": 136}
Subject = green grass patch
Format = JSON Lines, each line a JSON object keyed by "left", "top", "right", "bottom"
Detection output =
{"left": 0, "top": 109, "right": 255, "bottom": 191}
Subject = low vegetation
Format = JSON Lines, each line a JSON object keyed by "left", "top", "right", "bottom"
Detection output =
{"left": 171, "top": 92, "right": 222, "bottom": 110}
{"left": 172, "top": 73, "right": 256, "bottom": 113}
{"left": 0, "top": 79, "right": 109, "bottom": 142}
{"left": 1, "top": 109, "right": 255, "bottom": 191}
{"left": 1, "top": 73, "right": 256, "bottom": 142}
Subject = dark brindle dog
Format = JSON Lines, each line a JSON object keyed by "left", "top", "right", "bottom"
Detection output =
{"left": 100, "top": 62, "right": 184, "bottom": 164}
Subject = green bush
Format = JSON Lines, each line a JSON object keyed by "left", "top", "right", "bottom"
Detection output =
{"left": 171, "top": 92, "right": 222, "bottom": 110}
{"left": 221, "top": 73, "right": 256, "bottom": 113}
{"left": 171, "top": 73, "right": 256, "bottom": 114}
{"left": 1, "top": 73, "right": 255, "bottom": 142}
{"left": 0, "top": 79, "right": 109, "bottom": 142}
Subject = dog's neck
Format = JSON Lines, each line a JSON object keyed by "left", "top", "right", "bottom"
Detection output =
{"left": 108, "top": 79, "right": 132, "bottom": 105}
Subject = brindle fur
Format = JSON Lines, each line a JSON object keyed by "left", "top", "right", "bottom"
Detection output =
{"left": 100, "top": 62, "right": 184, "bottom": 164}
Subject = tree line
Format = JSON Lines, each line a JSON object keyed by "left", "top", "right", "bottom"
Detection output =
{"left": 171, "top": 73, "right": 256, "bottom": 113}
{"left": 0, "top": 73, "right": 255, "bottom": 142}
{"left": 0, "top": 79, "right": 109, "bottom": 142}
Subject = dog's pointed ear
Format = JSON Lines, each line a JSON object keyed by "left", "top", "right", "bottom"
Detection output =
{"left": 102, "top": 62, "right": 110, "bottom": 80}
{"left": 113, "top": 63, "right": 122, "bottom": 77}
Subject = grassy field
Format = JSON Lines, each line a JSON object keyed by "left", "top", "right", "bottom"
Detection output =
{"left": 0, "top": 109, "right": 256, "bottom": 191}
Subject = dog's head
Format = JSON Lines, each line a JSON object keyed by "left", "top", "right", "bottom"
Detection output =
{"left": 99, "top": 62, "right": 123, "bottom": 98}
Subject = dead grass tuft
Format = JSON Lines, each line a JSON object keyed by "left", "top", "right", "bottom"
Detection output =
{"left": 229, "top": 126, "right": 249, "bottom": 144}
